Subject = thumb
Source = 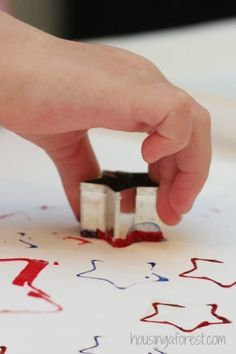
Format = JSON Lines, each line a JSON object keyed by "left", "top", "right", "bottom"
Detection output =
{"left": 48, "top": 132, "right": 100, "bottom": 219}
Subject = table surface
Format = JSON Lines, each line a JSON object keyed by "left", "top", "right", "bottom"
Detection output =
{"left": 0, "top": 19, "right": 236, "bottom": 354}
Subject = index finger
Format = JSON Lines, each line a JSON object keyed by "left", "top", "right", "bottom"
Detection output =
{"left": 168, "top": 104, "right": 211, "bottom": 215}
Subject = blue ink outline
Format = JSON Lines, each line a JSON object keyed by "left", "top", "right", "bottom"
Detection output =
{"left": 77, "top": 260, "right": 169, "bottom": 289}
{"left": 77, "top": 260, "right": 134, "bottom": 290}
{"left": 79, "top": 336, "right": 102, "bottom": 354}
{"left": 147, "top": 262, "right": 169, "bottom": 282}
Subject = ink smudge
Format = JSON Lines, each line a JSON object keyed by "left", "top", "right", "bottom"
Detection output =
{"left": 0, "top": 347, "right": 7, "bottom": 354}
{"left": 179, "top": 258, "right": 236, "bottom": 288}
{"left": 0, "top": 212, "right": 31, "bottom": 221}
{"left": 19, "top": 239, "right": 38, "bottom": 249}
{"left": 79, "top": 336, "right": 102, "bottom": 353}
{"left": 140, "top": 302, "right": 231, "bottom": 332}
{"left": 209, "top": 208, "right": 220, "bottom": 213}
{"left": 0, "top": 258, "right": 62, "bottom": 313}
{"left": 40, "top": 205, "right": 49, "bottom": 210}
{"left": 17, "top": 232, "right": 26, "bottom": 237}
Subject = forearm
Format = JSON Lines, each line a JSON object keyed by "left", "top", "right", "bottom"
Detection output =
{"left": 0, "top": 11, "right": 52, "bottom": 131}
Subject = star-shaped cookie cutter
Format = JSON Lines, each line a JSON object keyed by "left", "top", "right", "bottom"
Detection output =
{"left": 80, "top": 171, "right": 164, "bottom": 247}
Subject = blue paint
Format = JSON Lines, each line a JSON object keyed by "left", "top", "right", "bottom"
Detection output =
{"left": 19, "top": 239, "right": 38, "bottom": 249}
{"left": 79, "top": 336, "right": 102, "bottom": 354}
{"left": 148, "top": 348, "right": 167, "bottom": 354}
{"left": 147, "top": 262, "right": 169, "bottom": 282}
{"left": 77, "top": 260, "right": 133, "bottom": 290}
{"left": 154, "top": 348, "right": 167, "bottom": 354}
{"left": 77, "top": 260, "right": 168, "bottom": 289}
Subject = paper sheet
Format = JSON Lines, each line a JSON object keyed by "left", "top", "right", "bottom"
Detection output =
{"left": 0, "top": 129, "right": 235, "bottom": 354}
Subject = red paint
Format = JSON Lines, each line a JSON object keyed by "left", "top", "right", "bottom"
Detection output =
{"left": 179, "top": 258, "right": 236, "bottom": 288}
{"left": 0, "top": 347, "right": 7, "bottom": 354}
{"left": 96, "top": 229, "right": 164, "bottom": 248}
{"left": 141, "top": 302, "right": 231, "bottom": 332}
{"left": 63, "top": 236, "right": 92, "bottom": 245}
{"left": 53, "top": 261, "right": 59, "bottom": 266}
{"left": 0, "top": 258, "right": 62, "bottom": 313}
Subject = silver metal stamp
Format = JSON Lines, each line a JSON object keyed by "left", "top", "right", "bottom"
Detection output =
{"left": 80, "top": 171, "right": 163, "bottom": 246}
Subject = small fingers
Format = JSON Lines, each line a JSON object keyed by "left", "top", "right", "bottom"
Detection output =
{"left": 142, "top": 95, "right": 192, "bottom": 163}
{"left": 47, "top": 132, "right": 100, "bottom": 220}
{"left": 149, "top": 157, "right": 182, "bottom": 225}
{"left": 148, "top": 103, "right": 211, "bottom": 225}
{"left": 169, "top": 106, "right": 211, "bottom": 215}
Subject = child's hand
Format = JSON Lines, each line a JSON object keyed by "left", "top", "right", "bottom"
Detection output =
{"left": 1, "top": 12, "right": 211, "bottom": 225}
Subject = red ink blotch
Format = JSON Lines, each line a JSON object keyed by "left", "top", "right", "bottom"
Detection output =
{"left": 63, "top": 236, "right": 92, "bottom": 245}
{"left": 53, "top": 261, "right": 59, "bottom": 266}
{"left": 179, "top": 258, "right": 236, "bottom": 288}
{"left": 0, "top": 346, "right": 7, "bottom": 354}
{"left": 0, "top": 258, "right": 62, "bottom": 313}
{"left": 96, "top": 229, "right": 164, "bottom": 248}
{"left": 140, "top": 302, "right": 231, "bottom": 332}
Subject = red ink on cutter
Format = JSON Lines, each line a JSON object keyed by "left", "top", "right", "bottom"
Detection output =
{"left": 0, "top": 258, "right": 62, "bottom": 313}
{"left": 94, "top": 228, "right": 164, "bottom": 248}
{"left": 179, "top": 258, "right": 236, "bottom": 288}
{"left": 140, "top": 302, "right": 231, "bottom": 332}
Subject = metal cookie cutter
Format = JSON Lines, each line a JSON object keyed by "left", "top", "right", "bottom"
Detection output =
{"left": 80, "top": 171, "right": 164, "bottom": 247}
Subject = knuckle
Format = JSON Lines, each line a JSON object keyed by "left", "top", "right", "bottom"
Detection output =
{"left": 175, "top": 89, "right": 193, "bottom": 113}
{"left": 195, "top": 104, "right": 211, "bottom": 131}
{"left": 202, "top": 107, "right": 211, "bottom": 128}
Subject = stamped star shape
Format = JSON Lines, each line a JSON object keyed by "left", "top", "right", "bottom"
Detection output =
{"left": 140, "top": 302, "right": 231, "bottom": 332}
{"left": 179, "top": 258, "right": 236, "bottom": 288}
